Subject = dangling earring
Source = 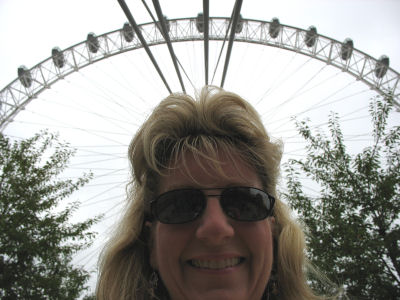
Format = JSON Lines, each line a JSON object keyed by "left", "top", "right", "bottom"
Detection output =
{"left": 264, "top": 239, "right": 279, "bottom": 300}
{"left": 268, "top": 273, "right": 279, "bottom": 296}
{"left": 263, "top": 271, "right": 278, "bottom": 300}
{"left": 264, "top": 240, "right": 279, "bottom": 300}
{"left": 150, "top": 270, "right": 159, "bottom": 287}
{"left": 149, "top": 270, "right": 159, "bottom": 296}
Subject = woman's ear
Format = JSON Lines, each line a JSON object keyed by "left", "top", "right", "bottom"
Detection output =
{"left": 145, "top": 221, "right": 158, "bottom": 269}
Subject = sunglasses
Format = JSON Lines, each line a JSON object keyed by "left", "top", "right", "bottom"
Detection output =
{"left": 150, "top": 186, "right": 275, "bottom": 224}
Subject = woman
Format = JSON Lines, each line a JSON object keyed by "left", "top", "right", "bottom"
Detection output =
{"left": 96, "top": 86, "right": 335, "bottom": 299}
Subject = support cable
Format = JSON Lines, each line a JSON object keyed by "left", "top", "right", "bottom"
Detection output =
{"left": 117, "top": 0, "right": 172, "bottom": 93}
{"left": 220, "top": 0, "right": 243, "bottom": 87}
{"left": 203, "top": 0, "right": 209, "bottom": 85}
{"left": 211, "top": 9, "right": 235, "bottom": 84}
{"left": 141, "top": 0, "right": 195, "bottom": 91}
{"left": 152, "top": 0, "right": 186, "bottom": 93}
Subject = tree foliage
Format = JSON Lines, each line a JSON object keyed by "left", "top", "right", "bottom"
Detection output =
{"left": 0, "top": 131, "right": 101, "bottom": 299}
{"left": 284, "top": 96, "right": 400, "bottom": 299}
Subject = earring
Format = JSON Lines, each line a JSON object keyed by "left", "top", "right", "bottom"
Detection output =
{"left": 149, "top": 270, "right": 159, "bottom": 298}
{"left": 268, "top": 274, "right": 279, "bottom": 295}
{"left": 149, "top": 270, "right": 159, "bottom": 289}
{"left": 264, "top": 257, "right": 279, "bottom": 300}
{"left": 263, "top": 274, "right": 278, "bottom": 300}
{"left": 265, "top": 239, "right": 279, "bottom": 299}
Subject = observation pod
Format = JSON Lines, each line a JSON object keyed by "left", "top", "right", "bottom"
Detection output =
{"left": 196, "top": 13, "right": 204, "bottom": 33}
{"left": 122, "top": 22, "right": 134, "bottom": 42}
{"left": 305, "top": 26, "right": 317, "bottom": 47}
{"left": 235, "top": 14, "right": 244, "bottom": 33}
{"left": 341, "top": 38, "right": 353, "bottom": 60}
{"left": 17, "top": 65, "right": 32, "bottom": 88}
{"left": 156, "top": 15, "right": 170, "bottom": 34}
{"left": 375, "top": 55, "right": 390, "bottom": 78}
{"left": 87, "top": 32, "right": 100, "bottom": 53}
{"left": 52, "top": 47, "right": 65, "bottom": 68}
{"left": 269, "top": 18, "right": 280, "bottom": 38}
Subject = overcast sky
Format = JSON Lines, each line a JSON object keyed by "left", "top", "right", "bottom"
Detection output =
{"left": 1, "top": 0, "right": 399, "bottom": 296}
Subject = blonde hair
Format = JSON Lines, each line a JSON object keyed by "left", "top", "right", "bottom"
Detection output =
{"left": 96, "top": 86, "right": 333, "bottom": 300}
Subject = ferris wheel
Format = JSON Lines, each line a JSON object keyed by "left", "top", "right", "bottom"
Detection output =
{"left": 1, "top": 0, "right": 399, "bottom": 294}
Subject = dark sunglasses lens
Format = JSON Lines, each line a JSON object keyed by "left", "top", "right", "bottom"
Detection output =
{"left": 155, "top": 189, "right": 205, "bottom": 224}
{"left": 221, "top": 187, "right": 273, "bottom": 221}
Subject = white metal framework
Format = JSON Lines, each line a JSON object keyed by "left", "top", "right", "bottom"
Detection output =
{"left": 1, "top": 16, "right": 399, "bottom": 131}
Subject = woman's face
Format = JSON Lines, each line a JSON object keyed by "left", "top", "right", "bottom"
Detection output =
{"left": 149, "top": 151, "right": 275, "bottom": 300}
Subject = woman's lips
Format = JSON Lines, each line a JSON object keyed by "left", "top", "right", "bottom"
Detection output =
{"left": 188, "top": 257, "right": 245, "bottom": 270}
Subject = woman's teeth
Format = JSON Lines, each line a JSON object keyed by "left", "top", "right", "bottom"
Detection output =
{"left": 189, "top": 257, "right": 243, "bottom": 269}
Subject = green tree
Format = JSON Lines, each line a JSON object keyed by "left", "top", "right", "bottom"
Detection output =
{"left": 0, "top": 131, "right": 101, "bottom": 299}
{"left": 284, "top": 96, "right": 400, "bottom": 299}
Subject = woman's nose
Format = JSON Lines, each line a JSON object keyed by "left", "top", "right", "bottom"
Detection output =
{"left": 195, "top": 197, "right": 234, "bottom": 245}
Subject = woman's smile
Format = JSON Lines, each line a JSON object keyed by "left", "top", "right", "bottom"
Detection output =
{"left": 188, "top": 256, "right": 245, "bottom": 270}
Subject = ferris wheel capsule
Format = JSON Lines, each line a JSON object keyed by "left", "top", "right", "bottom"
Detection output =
{"left": 269, "top": 18, "right": 280, "bottom": 39}
{"left": 156, "top": 15, "right": 170, "bottom": 34}
{"left": 341, "top": 38, "right": 354, "bottom": 60}
{"left": 235, "top": 14, "right": 244, "bottom": 33}
{"left": 122, "top": 22, "right": 134, "bottom": 42}
{"left": 305, "top": 26, "right": 317, "bottom": 47}
{"left": 375, "top": 55, "right": 390, "bottom": 78}
{"left": 87, "top": 32, "right": 100, "bottom": 53}
{"left": 52, "top": 47, "right": 65, "bottom": 68}
{"left": 17, "top": 65, "right": 32, "bottom": 88}
{"left": 196, "top": 13, "right": 204, "bottom": 33}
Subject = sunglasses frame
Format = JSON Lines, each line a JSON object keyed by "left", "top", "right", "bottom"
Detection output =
{"left": 150, "top": 186, "right": 275, "bottom": 224}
